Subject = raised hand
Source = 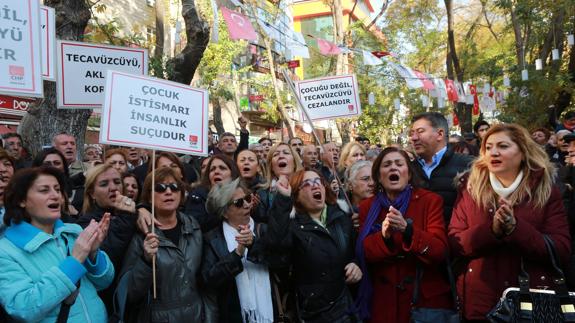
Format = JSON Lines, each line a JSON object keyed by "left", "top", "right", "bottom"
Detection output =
{"left": 276, "top": 175, "right": 291, "bottom": 197}
{"left": 72, "top": 220, "right": 99, "bottom": 263}
{"left": 386, "top": 206, "right": 407, "bottom": 232}
{"left": 114, "top": 194, "right": 136, "bottom": 214}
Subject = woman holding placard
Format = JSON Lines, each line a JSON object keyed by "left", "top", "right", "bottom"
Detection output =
{"left": 121, "top": 167, "right": 214, "bottom": 322}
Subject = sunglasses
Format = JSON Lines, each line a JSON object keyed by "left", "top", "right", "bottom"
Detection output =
{"left": 154, "top": 183, "right": 179, "bottom": 193}
{"left": 299, "top": 177, "right": 322, "bottom": 189}
{"left": 229, "top": 194, "right": 253, "bottom": 208}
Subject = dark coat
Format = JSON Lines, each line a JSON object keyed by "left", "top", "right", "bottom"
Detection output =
{"left": 201, "top": 221, "right": 272, "bottom": 323}
{"left": 253, "top": 188, "right": 276, "bottom": 224}
{"left": 76, "top": 206, "right": 138, "bottom": 313}
{"left": 267, "top": 194, "right": 358, "bottom": 323}
{"left": 185, "top": 186, "right": 221, "bottom": 233}
{"left": 120, "top": 212, "right": 216, "bottom": 323}
{"left": 359, "top": 189, "right": 452, "bottom": 323}
{"left": 411, "top": 147, "right": 473, "bottom": 224}
{"left": 448, "top": 175, "right": 571, "bottom": 320}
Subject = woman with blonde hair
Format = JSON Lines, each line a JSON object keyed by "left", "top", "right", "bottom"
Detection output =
{"left": 449, "top": 123, "right": 571, "bottom": 321}
{"left": 253, "top": 143, "right": 302, "bottom": 223}
{"left": 337, "top": 142, "right": 366, "bottom": 176}
{"left": 77, "top": 164, "right": 138, "bottom": 312}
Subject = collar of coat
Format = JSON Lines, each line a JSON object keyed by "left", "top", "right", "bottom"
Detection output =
{"left": 4, "top": 219, "right": 81, "bottom": 252}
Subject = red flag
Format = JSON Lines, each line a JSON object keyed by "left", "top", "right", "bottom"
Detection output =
{"left": 371, "top": 51, "right": 395, "bottom": 58}
{"left": 412, "top": 70, "right": 435, "bottom": 90}
{"left": 221, "top": 7, "right": 257, "bottom": 41}
{"left": 453, "top": 112, "right": 459, "bottom": 126}
{"left": 444, "top": 79, "right": 459, "bottom": 102}
{"left": 469, "top": 85, "right": 480, "bottom": 115}
{"left": 317, "top": 38, "right": 342, "bottom": 55}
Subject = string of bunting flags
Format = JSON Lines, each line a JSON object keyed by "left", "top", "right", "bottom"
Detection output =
{"left": 217, "top": 5, "right": 509, "bottom": 116}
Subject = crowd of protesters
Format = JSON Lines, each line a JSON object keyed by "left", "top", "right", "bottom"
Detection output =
{"left": 0, "top": 111, "right": 574, "bottom": 323}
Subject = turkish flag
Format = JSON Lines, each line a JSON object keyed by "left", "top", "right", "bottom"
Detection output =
{"left": 221, "top": 7, "right": 257, "bottom": 41}
{"left": 413, "top": 70, "right": 435, "bottom": 90}
{"left": 317, "top": 38, "right": 342, "bottom": 55}
{"left": 453, "top": 112, "right": 459, "bottom": 126}
{"left": 444, "top": 79, "right": 459, "bottom": 102}
{"left": 371, "top": 51, "right": 394, "bottom": 58}
{"left": 469, "top": 85, "right": 480, "bottom": 115}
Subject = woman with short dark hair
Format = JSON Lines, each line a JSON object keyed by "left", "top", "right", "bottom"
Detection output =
{"left": 267, "top": 169, "right": 361, "bottom": 322}
{"left": 0, "top": 167, "right": 114, "bottom": 322}
{"left": 354, "top": 147, "right": 452, "bottom": 322}
{"left": 121, "top": 167, "right": 215, "bottom": 322}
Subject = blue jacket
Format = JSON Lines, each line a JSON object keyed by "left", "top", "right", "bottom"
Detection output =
{"left": 0, "top": 220, "right": 114, "bottom": 323}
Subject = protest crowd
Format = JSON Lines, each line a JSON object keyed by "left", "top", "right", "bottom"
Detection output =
{"left": 2, "top": 111, "right": 575, "bottom": 323}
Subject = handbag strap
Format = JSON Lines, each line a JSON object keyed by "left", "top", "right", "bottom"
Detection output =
{"left": 56, "top": 236, "right": 81, "bottom": 323}
{"left": 411, "top": 251, "right": 460, "bottom": 312}
{"left": 271, "top": 273, "right": 286, "bottom": 318}
{"left": 543, "top": 235, "right": 575, "bottom": 318}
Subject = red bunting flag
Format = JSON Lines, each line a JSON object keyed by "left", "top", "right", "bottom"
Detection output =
{"left": 317, "top": 38, "right": 342, "bottom": 55}
{"left": 221, "top": 7, "right": 257, "bottom": 41}
{"left": 469, "top": 85, "right": 480, "bottom": 115}
{"left": 444, "top": 79, "right": 459, "bottom": 102}
{"left": 413, "top": 70, "right": 435, "bottom": 90}
{"left": 371, "top": 51, "right": 395, "bottom": 58}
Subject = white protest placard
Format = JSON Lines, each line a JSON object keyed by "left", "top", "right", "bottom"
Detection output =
{"left": 100, "top": 70, "right": 209, "bottom": 156}
{"left": 40, "top": 6, "right": 55, "bottom": 81}
{"left": 295, "top": 74, "right": 361, "bottom": 121}
{"left": 57, "top": 41, "right": 148, "bottom": 109}
{"left": 0, "top": 0, "right": 43, "bottom": 98}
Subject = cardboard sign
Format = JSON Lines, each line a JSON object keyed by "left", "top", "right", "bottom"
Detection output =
{"left": 57, "top": 41, "right": 148, "bottom": 109}
{"left": 100, "top": 70, "right": 209, "bottom": 156}
{"left": 0, "top": 95, "right": 35, "bottom": 116}
{"left": 0, "top": 0, "right": 44, "bottom": 98}
{"left": 40, "top": 6, "right": 55, "bottom": 81}
{"left": 295, "top": 74, "right": 361, "bottom": 121}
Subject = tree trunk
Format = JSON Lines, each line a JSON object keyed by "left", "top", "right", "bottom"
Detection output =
{"left": 444, "top": 0, "right": 470, "bottom": 132}
{"left": 166, "top": 0, "right": 210, "bottom": 84}
{"left": 212, "top": 98, "right": 226, "bottom": 136}
{"left": 154, "top": 0, "right": 165, "bottom": 58}
{"left": 246, "top": 1, "right": 294, "bottom": 138}
{"left": 333, "top": 0, "right": 345, "bottom": 74}
{"left": 19, "top": 0, "right": 92, "bottom": 156}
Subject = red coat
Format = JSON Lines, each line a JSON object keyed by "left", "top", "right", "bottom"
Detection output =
{"left": 359, "top": 188, "right": 453, "bottom": 323}
{"left": 448, "top": 178, "right": 571, "bottom": 320}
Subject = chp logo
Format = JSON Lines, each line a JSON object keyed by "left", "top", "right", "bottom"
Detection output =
{"left": 189, "top": 134, "right": 199, "bottom": 148}
{"left": 9, "top": 65, "right": 25, "bottom": 84}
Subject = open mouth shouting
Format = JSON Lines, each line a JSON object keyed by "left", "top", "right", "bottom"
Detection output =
{"left": 47, "top": 201, "right": 61, "bottom": 214}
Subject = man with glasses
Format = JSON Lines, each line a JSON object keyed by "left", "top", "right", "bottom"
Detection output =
{"left": 3, "top": 133, "right": 31, "bottom": 170}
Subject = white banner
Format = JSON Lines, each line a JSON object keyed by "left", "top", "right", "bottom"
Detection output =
{"left": 40, "top": 6, "right": 55, "bottom": 81}
{"left": 0, "top": 0, "right": 43, "bottom": 98}
{"left": 100, "top": 70, "right": 209, "bottom": 156}
{"left": 57, "top": 41, "right": 148, "bottom": 109}
{"left": 295, "top": 74, "right": 361, "bottom": 121}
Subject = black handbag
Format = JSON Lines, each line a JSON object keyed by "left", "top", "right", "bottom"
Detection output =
{"left": 487, "top": 235, "right": 575, "bottom": 323}
{"left": 410, "top": 253, "right": 461, "bottom": 323}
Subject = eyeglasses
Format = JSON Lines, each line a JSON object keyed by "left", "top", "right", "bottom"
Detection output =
{"left": 154, "top": 183, "right": 179, "bottom": 193}
{"left": 299, "top": 177, "right": 322, "bottom": 189}
{"left": 229, "top": 194, "right": 252, "bottom": 208}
